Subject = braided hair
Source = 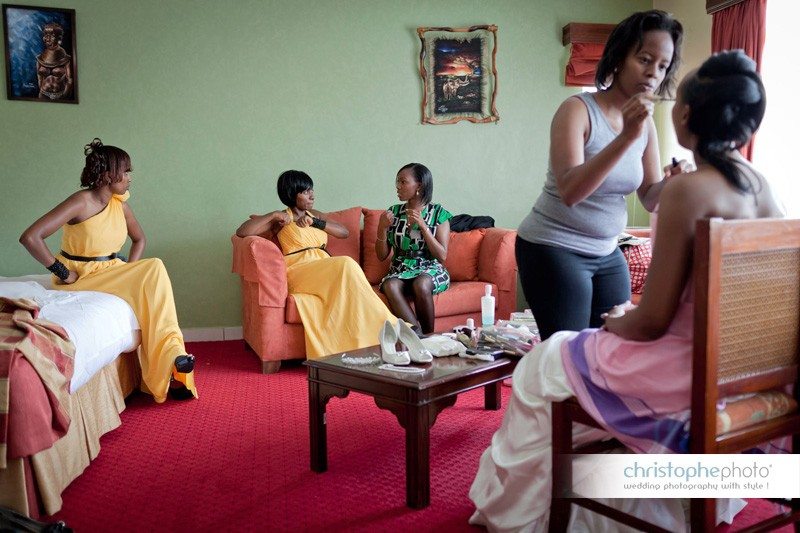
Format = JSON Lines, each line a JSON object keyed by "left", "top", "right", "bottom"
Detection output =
{"left": 80, "top": 138, "right": 132, "bottom": 189}
{"left": 682, "top": 50, "right": 766, "bottom": 193}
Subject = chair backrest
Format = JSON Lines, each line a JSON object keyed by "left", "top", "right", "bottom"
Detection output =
{"left": 690, "top": 217, "right": 800, "bottom": 453}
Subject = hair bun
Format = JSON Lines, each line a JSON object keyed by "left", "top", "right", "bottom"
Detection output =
{"left": 699, "top": 49, "right": 756, "bottom": 78}
{"left": 84, "top": 138, "right": 103, "bottom": 156}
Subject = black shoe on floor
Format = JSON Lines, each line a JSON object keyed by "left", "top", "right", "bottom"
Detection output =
{"left": 174, "top": 354, "right": 195, "bottom": 373}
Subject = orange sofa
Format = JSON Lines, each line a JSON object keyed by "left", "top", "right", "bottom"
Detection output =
{"left": 231, "top": 206, "right": 518, "bottom": 373}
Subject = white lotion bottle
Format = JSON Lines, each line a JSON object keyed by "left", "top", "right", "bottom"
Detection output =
{"left": 481, "top": 284, "right": 495, "bottom": 327}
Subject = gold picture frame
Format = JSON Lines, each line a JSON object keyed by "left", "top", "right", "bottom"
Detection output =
{"left": 417, "top": 25, "right": 498, "bottom": 125}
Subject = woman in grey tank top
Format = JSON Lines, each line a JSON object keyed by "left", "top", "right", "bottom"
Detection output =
{"left": 515, "top": 10, "right": 688, "bottom": 340}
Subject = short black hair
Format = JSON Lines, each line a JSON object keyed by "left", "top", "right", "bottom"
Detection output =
{"left": 398, "top": 163, "right": 433, "bottom": 204}
{"left": 276, "top": 170, "right": 313, "bottom": 207}
{"left": 595, "top": 10, "right": 683, "bottom": 97}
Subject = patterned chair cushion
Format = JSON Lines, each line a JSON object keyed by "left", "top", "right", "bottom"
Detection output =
{"left": 716, "top": 390, "right": 797, "bottom": 436}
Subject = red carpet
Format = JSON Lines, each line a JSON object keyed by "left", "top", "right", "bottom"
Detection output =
{"left": 49, "top": 341, "right": 792, "bottom": 532}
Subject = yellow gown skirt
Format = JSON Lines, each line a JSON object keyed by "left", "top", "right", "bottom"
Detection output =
{"left": 278, "top": 210, "right": 396, "bottom": 358}
{"left": 51, "top": 192, "right": 197, "bottom": 403}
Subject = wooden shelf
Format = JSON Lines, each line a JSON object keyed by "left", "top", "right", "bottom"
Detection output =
{"left": 706, "top": 0, "right": 746, "bottom": 14}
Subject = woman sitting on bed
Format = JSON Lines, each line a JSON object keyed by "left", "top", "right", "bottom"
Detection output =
{"left": 19, "top": 138, "right": 197, "bottom": 402}
{"left": 236, "top": 169, "right": 396, "bottom": 358}
{"left": 468, "top": 50, "right": 783, "bottom": 531}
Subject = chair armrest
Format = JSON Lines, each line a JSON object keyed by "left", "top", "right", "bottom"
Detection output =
{"left": 231, "top": 235, "right": 288, "bottom": 307}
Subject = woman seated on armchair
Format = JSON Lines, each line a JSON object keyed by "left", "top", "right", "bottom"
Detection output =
{"left": 468, "top": 50, "right": 783, "bottom": 531}
{"left": 236, "top": 170, "right": 395, "bottom": 358}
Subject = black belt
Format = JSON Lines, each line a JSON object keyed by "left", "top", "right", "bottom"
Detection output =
{"left": 397, "top": 250, "right": 428, "bottom": 259}
{"left": 60, "top": 250, "right": 118, "bottom": 262}
{"left": 284, "top": 245, "right": 330, "bottom": 257}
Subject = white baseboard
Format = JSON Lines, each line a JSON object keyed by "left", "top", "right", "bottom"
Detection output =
{"left": 182, "top": 327, "right": 243, "bottom": 342}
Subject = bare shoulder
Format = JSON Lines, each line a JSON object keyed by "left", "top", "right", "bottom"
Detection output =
{"left": 64, "top": 189, "right": 93, "bottom": 206}
{"left": 552, "top": 95, "right": 589, "bottom": 125}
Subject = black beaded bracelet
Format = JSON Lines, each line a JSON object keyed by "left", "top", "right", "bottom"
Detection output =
{"left": 310, "top": 217, "right": 327, "bottom": 230}
{"left": 47, "top": 259, "right": 70, "bottom": 281}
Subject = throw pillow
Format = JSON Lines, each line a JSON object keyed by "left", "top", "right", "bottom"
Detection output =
{"left": 361, "top": 208, "right": 392, "bottom": 284}
{"left": 445, "top": 229, "right": 485, "bottom": 281}
{"left": 621, "top": 240, "right": 652, "bottom": 294}
{"left": 323, "top": 207, "right": 362, "bottom": 262}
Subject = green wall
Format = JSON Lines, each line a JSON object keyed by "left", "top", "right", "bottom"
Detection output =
{"left": 0, "top": 0, "right": 649, "bottom": 327}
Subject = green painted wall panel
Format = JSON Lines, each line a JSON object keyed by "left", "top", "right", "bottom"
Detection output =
{"left": 1, "top": 0, "right": 649, "bottom": 326}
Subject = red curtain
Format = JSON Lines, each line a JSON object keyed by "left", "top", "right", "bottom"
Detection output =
{"left": 711, "top": 0, "right": 767, "bottom": 160}
{"left": 565, "top": 42, "right": 605, "bottom": 87}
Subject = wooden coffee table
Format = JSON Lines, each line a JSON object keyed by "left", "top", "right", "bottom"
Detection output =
{"left": 305, "top": 345, "right": 518, "bottom": 509}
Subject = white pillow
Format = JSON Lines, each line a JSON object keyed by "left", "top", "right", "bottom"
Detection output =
{"left": 0, "top": 281, "right": 71, "bottom": 306}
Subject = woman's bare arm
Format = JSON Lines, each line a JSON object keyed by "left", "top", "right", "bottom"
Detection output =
{"left": 122, "top": 202, "right": 146, "bottom": 262}
{"left": 552, "top": 96, "right": 651, "bottom": 206}
{"left": 20, "top": 192, "right": 87, "bottom": 267}
{"left": 236, "top": 210, "right": 289, "bottom": 238}
{"left": 604, "top": 176, "right": 700, "bottom": 340}
{"left": 309, "top": 209, "right": 349, "bottom": 239}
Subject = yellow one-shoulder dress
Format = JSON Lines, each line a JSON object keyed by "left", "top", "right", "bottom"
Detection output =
{"left": 52, "top": 192, "right": 197, "bottom": 403}
{"left": 277, "top": 209, "right": 396, "bottom": 358}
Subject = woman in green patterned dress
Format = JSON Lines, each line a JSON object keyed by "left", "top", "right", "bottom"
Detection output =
{"left": 375, "top": 163, "right": 452, "bottom": 334}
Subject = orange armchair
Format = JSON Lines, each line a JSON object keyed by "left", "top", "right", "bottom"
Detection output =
{"left": 231, "top": 207, "right": 518, "bottom": 373}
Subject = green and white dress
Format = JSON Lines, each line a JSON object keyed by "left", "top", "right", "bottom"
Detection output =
{"left": 381, "top": 203, "right": 453, "bottom": 295}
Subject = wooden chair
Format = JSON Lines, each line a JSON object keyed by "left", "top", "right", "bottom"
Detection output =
{"left": 550, "top": 217, "right": 800, "bottom": 533}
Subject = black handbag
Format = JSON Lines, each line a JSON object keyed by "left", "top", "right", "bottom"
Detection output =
{"left": 0, "top": 507, "right": 72, "bottom": 533}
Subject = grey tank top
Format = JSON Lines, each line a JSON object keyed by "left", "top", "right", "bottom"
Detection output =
{"left": 518, "top": 92, "right": 648, "bottom": 257}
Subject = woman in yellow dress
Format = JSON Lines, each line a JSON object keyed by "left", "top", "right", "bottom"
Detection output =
{"left": 20, "top": 138, "right": 197, "bottom": 402}
{"left": 236, "top": 170, "right": 396, "bottom": 358}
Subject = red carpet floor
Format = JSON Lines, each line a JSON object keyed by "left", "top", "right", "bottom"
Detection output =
{"left": 49, "top": 341, "right": 792, "bottom": 532}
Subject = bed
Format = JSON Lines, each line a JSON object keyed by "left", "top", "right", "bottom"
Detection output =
{"left": 0, "top": 275, "right": 140, "bottom": 518}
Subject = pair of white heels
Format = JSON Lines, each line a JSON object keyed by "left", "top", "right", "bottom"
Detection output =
{"left": 379, "top": 320, "right": 433, "bottom": 365}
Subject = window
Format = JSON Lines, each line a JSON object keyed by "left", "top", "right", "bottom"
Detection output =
{"left": 754, "top": 1, "right": 799, "bottom": 216}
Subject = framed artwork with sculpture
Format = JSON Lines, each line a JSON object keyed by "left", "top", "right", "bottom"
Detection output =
{"left": 417, "top": 25, "right": 498, "bottom": 125}
{"left": 2, "top": 4, "right": 79, "bottom": 103}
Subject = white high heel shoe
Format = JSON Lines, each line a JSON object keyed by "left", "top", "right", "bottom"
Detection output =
{"left": 397, "top": 320, "right": 433, "bottom": 363}
{"left": 379, "top": 320, "right": 410, "bottom": 365}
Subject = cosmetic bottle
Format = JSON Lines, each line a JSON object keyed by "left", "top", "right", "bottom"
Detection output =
{"left": 481, "top": 284, "right": 495, "bottom": 327}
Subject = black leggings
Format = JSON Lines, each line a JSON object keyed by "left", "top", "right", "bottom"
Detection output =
{"left": 516, "top": 236, "right": 630, "bottom": 340}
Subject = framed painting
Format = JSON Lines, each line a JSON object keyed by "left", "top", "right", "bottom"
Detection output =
{"left": 2, "top": 4, "right": 78, "bottom": 103}
{"left": 417, "top": 25, "right": 498, "bottom": 125}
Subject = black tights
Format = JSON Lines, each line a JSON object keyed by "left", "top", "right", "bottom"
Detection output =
{"left": 381, "top": 275, "right": 435, "bottom": 334}
{"left": 516, "top": 237, "right": 631, "bottom": 341}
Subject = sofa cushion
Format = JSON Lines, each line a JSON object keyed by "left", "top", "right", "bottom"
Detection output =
{"left": 361, "top": 208, "right": 392, "bottom": 284}
{"left": 445, "top": 229, "right": 485, "bottom": 281}
{"left": 371, "top": 280, "right": 494, "bottom": 318}
{"left": 432, "top": 281, "right": 496, "bottom": 317}
{"left": 323, "top": 207, "right": 362, "bottom": 262}
{"left": 621, "top": 240, "right": 652, "bottom": 295}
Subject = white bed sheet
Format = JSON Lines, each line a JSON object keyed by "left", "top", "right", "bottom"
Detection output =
{"left": 0, "top": 275, "right": 140, "bottom": 393}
